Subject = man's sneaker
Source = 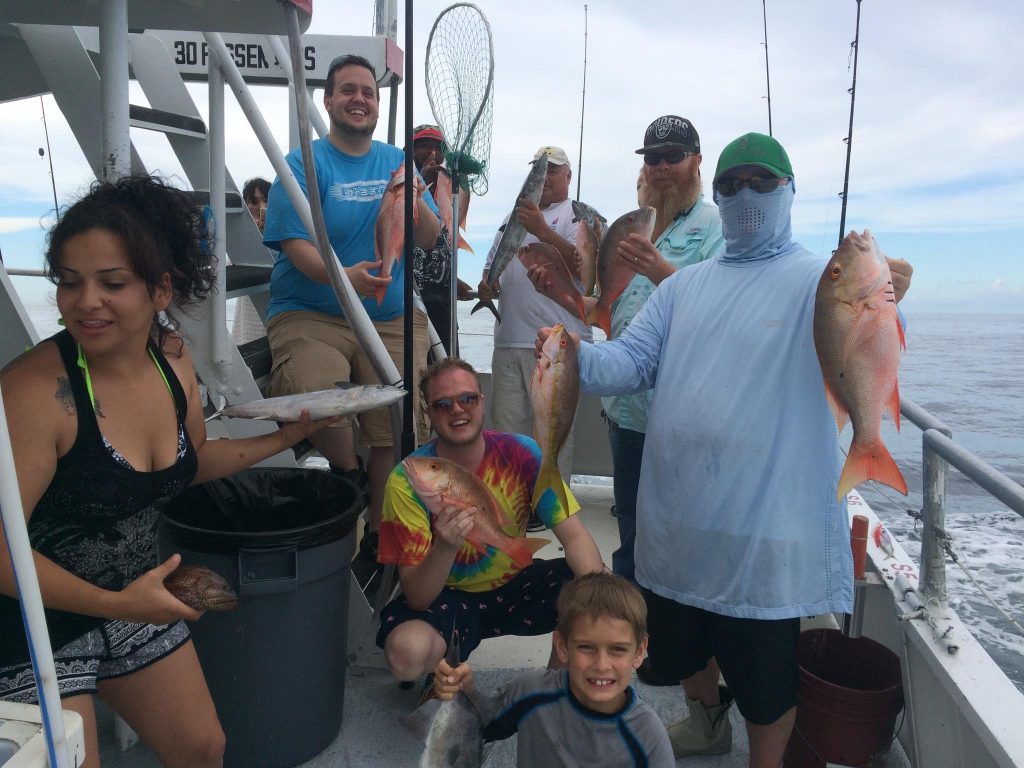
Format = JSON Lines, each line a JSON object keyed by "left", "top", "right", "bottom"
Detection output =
{"left": 666, "top": 685, "right": 734, "bottom": 758}
{"left": 525, "top": 513, "right": 546, "bottom": 532}
{"left": 351, "top": 530, "right": 382, "bottom": 595}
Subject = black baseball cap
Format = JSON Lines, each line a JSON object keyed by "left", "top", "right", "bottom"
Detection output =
{"left": 635, "top": 115, "right": 700, "bottom": 155}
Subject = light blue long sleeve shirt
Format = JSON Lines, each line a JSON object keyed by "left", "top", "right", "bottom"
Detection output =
{"left": 577, "top": 243, "right": 853, "bottom": 619}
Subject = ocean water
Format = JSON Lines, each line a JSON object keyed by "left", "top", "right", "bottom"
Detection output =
{"left": 15, "top": 299, "right": 1024, "bottom": 692}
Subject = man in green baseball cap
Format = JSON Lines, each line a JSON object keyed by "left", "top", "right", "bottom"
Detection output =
{"left": 544, "top": 131, "right": 915, "bottom": 768}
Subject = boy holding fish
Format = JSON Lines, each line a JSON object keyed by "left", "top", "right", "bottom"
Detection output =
{"left": 374, "top": 358, "right": 604, "bottom": 685}
{"left": 423, "top": 572, "right": 675, "bottom": 767}
{"left": 537, "top": 133, "right": 913, "bottom": 768}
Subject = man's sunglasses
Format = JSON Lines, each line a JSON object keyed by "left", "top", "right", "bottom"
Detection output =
{"left": 429, "top": 392, "right": 482, "bottom": 412}
{"left": 713, "top": 176, "right": 789, "bottom": 197}
{"left": 643, "top": 150, "right": 693, "bottom": 166}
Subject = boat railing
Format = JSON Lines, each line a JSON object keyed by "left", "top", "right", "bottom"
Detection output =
{"left": 900, "top": 395, "right": 1024, "bottom": 609}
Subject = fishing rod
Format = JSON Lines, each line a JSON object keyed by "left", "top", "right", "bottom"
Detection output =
{"left": 39, "top": 96, "right": 60, "bottom": 221}
{"left": 575, "top": 4, "right": 588, "bottom": 200}
{"left": 762, "top": 0, "right": 773, "bottom": 136}
{"left": 837, "top": 0, "right": 863, "bottom": 249}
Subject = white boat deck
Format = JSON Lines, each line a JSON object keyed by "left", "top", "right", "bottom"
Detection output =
{"left": 93, "top": 482, "right": 911, "bottom": 768}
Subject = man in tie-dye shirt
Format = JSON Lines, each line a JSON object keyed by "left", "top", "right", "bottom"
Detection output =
{"left": 376, "top": 358, "right": 604, "bottom": 684}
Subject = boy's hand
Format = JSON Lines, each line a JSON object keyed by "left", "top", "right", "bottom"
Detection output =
{"left": 434, "top": 659, "right": 474, "bottom": 701}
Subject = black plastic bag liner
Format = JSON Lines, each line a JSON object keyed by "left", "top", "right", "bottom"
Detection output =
{"left": 161, "top": 467, "right": 360, "bottom": 553}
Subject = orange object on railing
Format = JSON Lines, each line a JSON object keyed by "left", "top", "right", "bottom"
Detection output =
{"left": 851, "top": 514, "right": 869, "bottom": 580}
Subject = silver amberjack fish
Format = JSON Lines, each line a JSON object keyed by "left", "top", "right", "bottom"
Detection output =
{"left": 472, "top": 154, "right": 550, "bottom": 321}
{"left": 402, "top": 642, "right": 492, "bottom": 767}
{"left": 221, "top": 384, "right": 406, "bottom": 422}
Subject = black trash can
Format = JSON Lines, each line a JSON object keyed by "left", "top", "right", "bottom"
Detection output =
{"left": 157, "top": 468, "right": 360, "bottom": 768}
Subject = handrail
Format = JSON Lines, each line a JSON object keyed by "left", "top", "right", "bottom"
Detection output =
{"left": 899, "top": 394, "right": 1024, "bottom": 608}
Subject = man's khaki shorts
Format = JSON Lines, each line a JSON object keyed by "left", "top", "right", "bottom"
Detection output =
{"left": 266, "top": 309, "right": 429, "bottom": 446}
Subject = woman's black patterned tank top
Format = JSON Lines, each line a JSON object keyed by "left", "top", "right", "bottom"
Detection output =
{"left": 0, "top": 330, "right": 198, "bottom": 664}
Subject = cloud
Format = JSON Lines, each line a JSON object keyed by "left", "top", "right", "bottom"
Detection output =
{"left": 0, "top": 216, "right": 50, "bottom": 235}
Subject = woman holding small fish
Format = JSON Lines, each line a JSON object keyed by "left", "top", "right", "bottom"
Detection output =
{"left": 0, "top": 176, "right": 337, "bottom": 768}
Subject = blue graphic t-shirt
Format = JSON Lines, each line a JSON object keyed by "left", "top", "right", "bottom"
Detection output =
{"left": 263, "top": 138, "right": 439, "bottom": 322}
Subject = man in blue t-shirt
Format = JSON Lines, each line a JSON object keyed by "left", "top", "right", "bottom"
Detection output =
{"left": 262, "top": 54, "right": 440, "bottom": 585}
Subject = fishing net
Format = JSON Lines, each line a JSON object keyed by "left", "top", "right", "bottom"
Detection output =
{"left": 425, "top": 3, "right": 495, "bottom": 195}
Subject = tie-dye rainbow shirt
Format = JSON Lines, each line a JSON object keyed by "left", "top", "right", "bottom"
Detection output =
{"left": 379, "top": 430, "right": 580, "bottom": 592}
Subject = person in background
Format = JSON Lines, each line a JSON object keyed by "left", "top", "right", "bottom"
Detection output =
{"left": 432, "top": 572, "right": 674, "bottom": 768}
{"left": 262, "top": 55, "right": 441, "bottom": 592}
{"left": 411, "top": 124, "right": 472, "bottom": 356}
{"left": 537, "top": 133, "right": 913, "bottom": 767}
{"left": 0, "top": 175, "right": 336, "bottom": 768}
{"left": 242, "top": 177, "right": 271, "bottom": 233}
{"left": 376, "top": 357, "right": 603, "bottom": 689}
{"left": 477, "top": 146, "right": 594, "bottom": 523}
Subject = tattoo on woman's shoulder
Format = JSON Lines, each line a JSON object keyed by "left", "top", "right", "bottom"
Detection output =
{"left": 55, "top": 376, "right": 76, "bottom": 415}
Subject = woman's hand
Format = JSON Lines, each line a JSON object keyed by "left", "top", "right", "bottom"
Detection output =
{"left": 118, "top": 554, "right": 202, "bottom": 624}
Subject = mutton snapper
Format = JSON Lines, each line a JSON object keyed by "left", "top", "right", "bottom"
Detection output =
{"left": 571, "top": 200, "right": 607, "bottom": 296}
{"left": 374, "top": 165, "right": 423, "bottom": 305}
{"left": 814, "top": 228, "right": 907, "bottom": 501}
{"left": 591, "top": 206, "right": 655, "bottom": 337}
{"left": 530, "top": 323, "right": 580, "bottom": 514}
{"left": 471, "top": 154, "right": 549, "bottom": 321}
{"left": 221, "top": 384, "right": 406, "bottom": 422}
{"left": 433, "top": 168, "right": 474, "bottom": 254}
{"left": 517, "top": 242, "right": 587, "bottom": 324}
{"left": 402, "top": 456, "right": 549, "bottom": 568}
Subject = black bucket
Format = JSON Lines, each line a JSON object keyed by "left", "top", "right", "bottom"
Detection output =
{"left": 158, "top": 468, "right": 360, "bottom": 768}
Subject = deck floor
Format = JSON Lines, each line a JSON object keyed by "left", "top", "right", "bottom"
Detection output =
{"left": 96, "top": 481, "right": 908, "bottom": 767}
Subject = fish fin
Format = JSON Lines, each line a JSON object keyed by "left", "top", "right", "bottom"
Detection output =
{"left": 471, "top": 299, "right": 501, "bottom": 323}
{"left": 458, "top": 231, "right": 474, "bottom": 254}
{"left": 498, "top": 535, "right": 549, "bottom": 569}
{"left": 896, "top": 311, "right": 906, "bottom": 352}
{"left": 592, "top": 302, "right": 612, "bottom": 338}
{"left": 837, "top": 437, "right": 908, "bottom": 501}
{"left": 888, "top": 376, "right": 901, "bottom": 432}
{"left": 400, "top": 699, "right": 443, "bottom": 743}
{"left": 841, "top": 308, "right": 877, "bottom": 368}
{"left": 572, "top": 291, "right": 587, "bottom": 324}
{"left": 823, "top": 379, "right": 850, "bottom": 434}
{"left": 525, "top": 537, "right": 550, "bottom": 554}
{"left": 374, "top": 285, "right": 386, "bottom": 305}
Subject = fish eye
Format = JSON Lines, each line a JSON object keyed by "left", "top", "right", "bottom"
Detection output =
{"left": 830, "top": 265, "right": 842, "bottom": 279}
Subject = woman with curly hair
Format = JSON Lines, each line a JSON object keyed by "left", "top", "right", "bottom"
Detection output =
{"left": 0, "top": 175, "right": 334, "bottom": 768}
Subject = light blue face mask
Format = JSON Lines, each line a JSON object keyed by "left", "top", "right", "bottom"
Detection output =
{"left": 715, "top": 183, "right": 795, "bottom": 262}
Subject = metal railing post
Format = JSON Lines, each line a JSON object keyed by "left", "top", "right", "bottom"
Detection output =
{"left": 919, "top": 427, "right": 951, "bottom": 605}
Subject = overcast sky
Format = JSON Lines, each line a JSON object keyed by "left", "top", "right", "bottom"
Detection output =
{"left": 1, "top": 0, "right": 1022, "bottom": 314}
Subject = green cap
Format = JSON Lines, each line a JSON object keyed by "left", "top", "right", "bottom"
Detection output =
{"left": 714, "top": 133, "right": 793, "bottom": 183}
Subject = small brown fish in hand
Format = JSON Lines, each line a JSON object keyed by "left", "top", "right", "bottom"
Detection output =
{"left": 374, "top": 165, "right": 422, "bottom": 305}
{"left": 592, "top": 207, "right": 655, "bottom": 336}
{"left": 814, "top": 228, "right": 907, "bottom": 501}
{"left": 164, "top": 565, "right": 239, "bottom": 612}
{"left": 530, "top": 324, "right": 580, "bottom": 514}
{"left": 402, "top": 456, "right": 548, "bottom": 568}
{"left": 517, "top": 243, "right": 587, "bottom": 324}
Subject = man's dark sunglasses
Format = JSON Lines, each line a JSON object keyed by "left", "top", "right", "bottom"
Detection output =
{"left": 430, "top": 392, "right": 482, "bottom": 412}
{"left": 713, "top": 176, "right": 789, "bottom": 197}
{"left": 643, "top": 150, "right": 693, "bottom": 166}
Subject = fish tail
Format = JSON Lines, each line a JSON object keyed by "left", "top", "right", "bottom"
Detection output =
{"left": 532, "top": 462, "right": 572, "bottom": 520}
{"left": 837, "top": 437, "right": 908, "bottom": 500}
{"left": 592, "top": 302, "right": 611, "bottom": 337}
{"left": 471, "top": 299, "right": 501, "bottom": 323}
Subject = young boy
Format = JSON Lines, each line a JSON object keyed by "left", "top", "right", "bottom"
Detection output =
{"left": 433, "top": 572, "right": 674, "bottom": 767}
